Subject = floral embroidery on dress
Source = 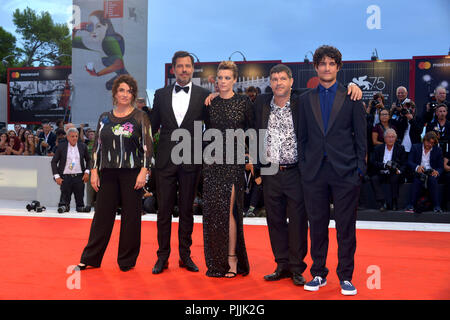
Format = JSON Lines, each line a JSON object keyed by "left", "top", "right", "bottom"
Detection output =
{"left": 112, "top": 122, "right": 134, "bottom": 138}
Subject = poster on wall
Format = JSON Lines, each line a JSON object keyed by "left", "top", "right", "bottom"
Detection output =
{"left": 71, "top": 0, "right": 147, "bottom": 126}
{"left": 413, "top": 55, "right": 450, "bottom": 114}
{"left": 165, "top": 61, "right": 281, "bottom": 95}
{"left": 7, "top": 66, "right": 72, "bottom": 124}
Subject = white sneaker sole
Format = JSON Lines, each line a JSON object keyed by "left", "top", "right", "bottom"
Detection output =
{"left": 341, "top": 288, "right": 357, "bottom": 296}
{"left": 304, "top": 281, "right": 327, "bottom": 291}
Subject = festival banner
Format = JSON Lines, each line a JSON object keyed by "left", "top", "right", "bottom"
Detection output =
{"left": 413, "top": 55, "right": 450, "bottom": 114}
{"left": 7, "top": 66, "right": 72, "bottom": 124}
{"left": 286, "top": 60, "right": 411, "bottom": 106}
{"left": 165, "top": 61, "right": 281, "bottom": 94}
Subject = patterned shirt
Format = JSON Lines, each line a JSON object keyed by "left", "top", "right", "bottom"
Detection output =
{"left": 265, "top": 97, "right": 298, "bottom": 164}
{"left": 92, "top": 108, "right": 153, "bottom": 170}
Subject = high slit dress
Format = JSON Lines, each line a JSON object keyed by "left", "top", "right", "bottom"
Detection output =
{"left": 202, "top": 93, "right": 254, "bottom": 277}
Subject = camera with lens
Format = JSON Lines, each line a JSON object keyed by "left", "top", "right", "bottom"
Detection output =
{"left": 57, "top": 204, "right": 70, "bottom": 214}
{"left": 400, "top": 100, "right": 413, "bottom": 116}
{"left": 385, "top": 160, "right": 399, "bottom": 173}
{"left": 26, "top": 200, "right": 46, "bottom": 213}
{"left": 418, "top": 169, "right": 434, "bottom": 185}
{"left": 245, "top": 155, "right": 250, "bottom": 164}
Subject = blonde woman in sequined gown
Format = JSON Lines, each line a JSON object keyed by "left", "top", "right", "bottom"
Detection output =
{"left": 203, "top": 61, "right": 253, "bottom": 278}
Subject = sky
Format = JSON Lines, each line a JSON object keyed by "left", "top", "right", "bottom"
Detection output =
{"left": 0, "top": 0, "right": 449, "bottom": 92}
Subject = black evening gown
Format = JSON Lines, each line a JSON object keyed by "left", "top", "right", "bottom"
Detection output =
{"left": 202, "top": 93, "right": 253, "bottom": 277}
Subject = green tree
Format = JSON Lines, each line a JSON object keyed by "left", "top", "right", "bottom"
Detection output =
{"left": 0, "top": 26, "right": 17, "bottom": 83}
{"left": 12, "top": 7, "right": 71, "bottom": 67}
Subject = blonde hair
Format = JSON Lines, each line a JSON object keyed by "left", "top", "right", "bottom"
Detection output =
{"left": 217, "top": 60, "right": 238, "bottom": 79}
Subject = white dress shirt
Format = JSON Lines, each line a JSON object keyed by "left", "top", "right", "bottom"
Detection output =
{"left": 419, "top": 146, "right": 432, "bottom": 171}
{"left": 383, "top": 145, "right": 393, "bottom": 164}
{"left": 172, "top": 82, "right": 192, "bottom": 127}
{"left": 54, "top": 143, "right": 89, "bottom": 179}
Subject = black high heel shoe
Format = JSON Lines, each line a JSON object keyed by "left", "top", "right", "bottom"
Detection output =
{"left": 224, "top": 255, "right": 238, "bottom": 278}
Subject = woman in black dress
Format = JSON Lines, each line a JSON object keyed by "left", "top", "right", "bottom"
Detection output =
{"left": 203, "top": 61, "right": 253, "bottom": 278}
{"left": 76, "top": 74, "right": 152, "bottom": 271}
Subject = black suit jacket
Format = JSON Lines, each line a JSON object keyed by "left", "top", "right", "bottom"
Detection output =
{"left": 253, "top": 93, "right": 299, "bottom": 173}
{"left": 51, "top": 141, "right": 90, "bottom": 176}
{"left": 370, "top": 142, "right": 407, "bottom": 174}
{"left": 39, "top": 131, "right": 57, "bottom": 150}
{"left": 298, "top": 82, "right": 367, "bottom": 182}
{"left": 151, "top": 83, "right": 210, "bottom": 171}
{"left": 407, "top": 143, "right": 444, "bottom": 176}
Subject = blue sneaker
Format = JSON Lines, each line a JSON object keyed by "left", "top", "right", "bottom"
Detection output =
{"left": 340, "top": 280, "right": 357, "bottom": 295}
{"left": 304, "top": 276, "right": 327, "bottom": 291}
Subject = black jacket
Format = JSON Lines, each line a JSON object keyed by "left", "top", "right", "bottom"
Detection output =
{"left": 51, "top": 141, "right": 90, "bottom": 176}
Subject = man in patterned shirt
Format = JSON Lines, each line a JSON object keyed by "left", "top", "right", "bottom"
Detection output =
{"left": 254, "top": 64, "right": 309, "bottom": 287}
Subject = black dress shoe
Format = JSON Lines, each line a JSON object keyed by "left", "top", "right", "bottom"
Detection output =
{"left": 120, "top": 265, "right": 134, "bottom": 272}
{"left": 152, "top": 259, "right": 168, "bottom": 274}
{"left": 264, "top": 268, "right": 292, "bottom": 281}
{"left": 179, "top": 257, "right": 199, "bottom": 272}
{"left": 292, "top": 272, "right": 306, "bottom": 286}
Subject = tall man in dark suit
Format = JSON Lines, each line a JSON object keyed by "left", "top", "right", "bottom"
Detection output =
{"left": 51, "top": 128, "right": 90, "bottom": 212}
{"left": 298, "top": 45, "right": 367, "bottom": 296}
{"left": 150, "top": 51, "right": 210, "bottom": 274}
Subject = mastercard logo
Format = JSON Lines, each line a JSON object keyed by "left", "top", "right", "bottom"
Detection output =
{"left": 418, "top": 61, "right": 431, "bottom": 70}
{"left": 11, "top": 72, "right": 20, "bottom": 78}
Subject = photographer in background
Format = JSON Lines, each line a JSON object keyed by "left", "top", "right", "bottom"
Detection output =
{"left": 366, "top": 92, "right": 386, "bottom": 127}
{"left": 370, "top": 129, "right": 407, "bottom": 211}
{"left": 422, "top": 86, "right": 448, "bottom": 124}
{"left": 38, "top": 120, "right": 56, "bottom": 155}
{"left": 391, "top": 99, "right": 423, "bottom": 181}
{"left": 425, "top": 104, "right": 450, "bottom": 155}
{"left": 405, "top": 131, "right": 444, "bottom": 213}
{"left": 390, "top": 86, "right": 409, "bottom": 120}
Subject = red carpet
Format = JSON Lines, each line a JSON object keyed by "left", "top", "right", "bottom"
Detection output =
{"left": 0, "top": 215, "right": 449, "bottom": 300}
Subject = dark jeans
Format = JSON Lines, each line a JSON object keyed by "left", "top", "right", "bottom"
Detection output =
{"left": 408, "top": 175, "right": 440, "bottom": 209}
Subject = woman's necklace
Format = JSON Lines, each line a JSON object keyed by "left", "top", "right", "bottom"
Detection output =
{"left": 114, "top": 105, "right": 133, "bottom": 117}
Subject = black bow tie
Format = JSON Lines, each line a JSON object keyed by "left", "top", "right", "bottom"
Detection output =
{"left": 175, "top": 85, "right": 189, "bottom": 93}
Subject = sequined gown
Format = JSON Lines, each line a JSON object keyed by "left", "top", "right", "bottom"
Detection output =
{"left": 202, "top": 94, "right": 253, "bottom": 277}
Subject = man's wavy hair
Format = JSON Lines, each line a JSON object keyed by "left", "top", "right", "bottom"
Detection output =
{"left": 313, "top": 45, "right": 343, "bottom": 69}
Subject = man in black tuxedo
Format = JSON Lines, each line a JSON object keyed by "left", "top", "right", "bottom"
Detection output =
{"left": 298, "top": 45, "right": 367, "bottom": 296}
{"left": 51, "top": 128, "right": 90, "bottom": 212}
{"left": 150, "top": 51, "right": 209, "bottom": 274}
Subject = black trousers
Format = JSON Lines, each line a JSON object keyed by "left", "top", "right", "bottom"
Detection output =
{"left": 80, "top": 168, "right": 142, "bottom": 268}
{"left": 303, "top": 159, "right": 360, "bottom": 281}
{"left": 59, "top": 174, "right": 85, "bottom": 208}
{"left": 371, "top": 173, "right": 401, "bottom": 206}
{"left": 262, "top": 168, "right": 308, "bottom": 273}
{"left": 155, "top": 165, "right": 199, "bottom": 261}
